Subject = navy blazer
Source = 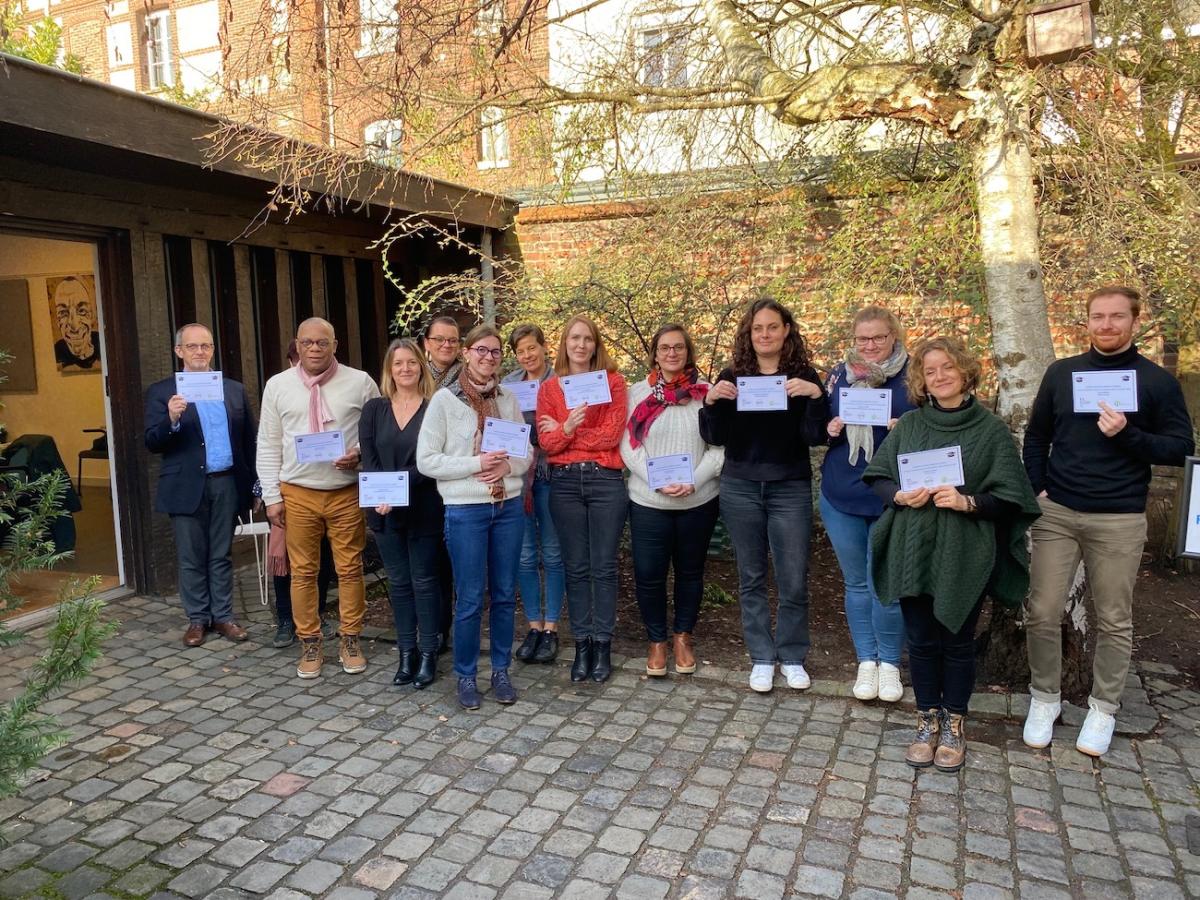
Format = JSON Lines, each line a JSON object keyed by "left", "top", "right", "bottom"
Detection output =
{"left": 144, "top": 375, "right": 257, "bottom": 517}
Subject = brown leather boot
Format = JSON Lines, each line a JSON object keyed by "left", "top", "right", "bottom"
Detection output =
{"left": 646, "top": 641, "right": 668, "bottom": 676}
{"left": 906, "top": 709, "right": 940, "bottom": 768}
{"left": 934, "top": 712, "right": 966, "bottom": 773}
{"left": 672, "top": 633, "right": 696, "bottom": 674}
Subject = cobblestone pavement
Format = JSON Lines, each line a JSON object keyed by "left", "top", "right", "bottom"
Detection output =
{"left": 2, "top": 591, "right": 1199, "bottom": 900}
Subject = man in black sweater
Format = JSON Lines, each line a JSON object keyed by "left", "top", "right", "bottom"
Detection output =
{"left": 1021, "top": 286, "right": 1194, "bottom": 757}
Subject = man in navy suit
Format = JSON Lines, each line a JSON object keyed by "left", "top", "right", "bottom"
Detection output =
{"left": 145, "top": 323, "right": 257, "bottom": 647}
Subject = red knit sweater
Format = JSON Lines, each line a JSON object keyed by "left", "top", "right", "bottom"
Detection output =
{"left": 536, "top": 370, "right": 628, "bottom": 469}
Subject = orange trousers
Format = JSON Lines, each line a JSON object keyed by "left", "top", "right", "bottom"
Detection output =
{"left": 280, "top": 482, "right": 365, "bottom": 638}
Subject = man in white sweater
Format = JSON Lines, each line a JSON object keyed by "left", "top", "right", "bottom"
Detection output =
{"left": 258, "top": 318, "right": 380, "bottom": 678}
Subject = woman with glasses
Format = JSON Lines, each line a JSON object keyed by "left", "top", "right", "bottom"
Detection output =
{"left": 424, "top": 317, "right": 464, "bottom": 390}
{"left": 620, "top": 324, "right": 723, "bottom": 676}
{"left": 699, "top": 296, "right": 830, "bottom": 693}
{"left": 820, "top": 306, "right": 915, "bottom": 703}
{"left": 417, "top": 325, "right": 531, "bottom": 710}
{"left": 360, "top": 339, "right": 443, "bottom": 690}
{"left": 502, "top": 324, "right": 564, "bottom": 665}
{"left": 537, "top": 315, "right": 629, "bottom": 683}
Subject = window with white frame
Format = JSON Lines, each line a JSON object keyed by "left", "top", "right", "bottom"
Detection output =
{"left": 478, "top": 106, "right": 511, "bottom": 169}
{"left": 144, "top": 10, "right": 173, "bottom": 89}
{"left": 359, "top": 0, "right": 399, "bottom": 54}
{"left": 364, "top": 119, "right": 403, "bottom": 167}
{"left": 640, "top": 26, "right": 687, "bottom": 88}
{"left": 476, "top": 0, "right": 503, "bottom": 34}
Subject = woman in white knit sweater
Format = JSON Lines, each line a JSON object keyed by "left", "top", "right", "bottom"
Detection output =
{"left": 620, "top": 324, "right": 724, "bottom": 677}
{"left": 417, "top": 324, "right": 531, "bottom": 710}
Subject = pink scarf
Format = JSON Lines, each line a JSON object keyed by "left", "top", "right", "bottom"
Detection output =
{"left": 296, "top": 359, "right": 340, "bottom": 432}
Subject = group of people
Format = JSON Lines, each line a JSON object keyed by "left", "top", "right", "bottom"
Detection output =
{"left": 145, "top": 285, "right": 1194, "bottom": 771}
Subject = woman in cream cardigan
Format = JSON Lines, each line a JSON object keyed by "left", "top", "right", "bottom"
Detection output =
{"left": 417, "top": 324, "right": 531, "bottom": 711}
{"left": 620, "top": 324, "right": 723, "bottom": 677}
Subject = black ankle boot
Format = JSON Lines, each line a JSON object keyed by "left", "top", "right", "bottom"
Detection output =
{"left": 591, "top": 641, "right": 612, "bottom": 683}
{"left": 514, "top": 628, "right": 541, "bottom": 663}
{"left": 571, "top": 638, "right": 594, "bottom": 683}
{"left": 534, "top": 630, "right": 559, "bottom": 664}
{"left": 413, "top": 651, "right": 438, "bottom": 689}
{"left": 393, "top": 648, "right": 419, "bottom": 686}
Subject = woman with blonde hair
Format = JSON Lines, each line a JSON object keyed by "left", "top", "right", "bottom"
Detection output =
{"left": 536, "top": 314, "right": 629, "bottom": 683}
{"left": 864, "top": 336, "right": 1039, "bottom": 772}
{"left": 820, "top": 305, "right": 915, "bottom": 703}
{"left": 360, "top": 338, "right": 444, "bottom": 689}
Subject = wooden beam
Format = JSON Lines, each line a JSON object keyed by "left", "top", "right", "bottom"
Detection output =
{"left": 275, "top": 248, "right": 294, "bottom": 352}
{"left": 191, "top": 239, "right": 213, "bottom": 332}
{"left": 311, "top": 253, "right": 327, "bottom": 319}
{"left": 233, "top": 244, "right": 260, "bottom": 412}
{"left": 344, "top": 257, "right": 362, "bottom": 369}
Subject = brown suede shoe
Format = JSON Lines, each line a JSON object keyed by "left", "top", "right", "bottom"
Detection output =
{"left": 646, "top": 641, "right": 668, "bottom": 677}
{"left": 906, "top": 709, "right": 940, "bottom": 768}
{"left": 297, "top": 637, "right": 323, "bottom": 679}
{"left": 183, "top": 623, "right": 206, "bottom": 647}
{"left": 934, "top": 712, "right": 966, "bottom": 773}
{"left": 339, "top": 634, "right": 367, "bottom": 674}
{"left": 672, "top": 632, "right": 696, "bottom": 674}
{"left": 212, "top": 621, "right": 248, "bottom": 642}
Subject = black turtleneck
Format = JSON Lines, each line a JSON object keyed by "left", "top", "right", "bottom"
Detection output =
{"left": 1023, "top": 344, "right": 1194, "bottom": 513}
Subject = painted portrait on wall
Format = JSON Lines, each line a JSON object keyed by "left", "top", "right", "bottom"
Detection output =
{"left": 46, "top": 274, "right": 101, "bottom": 372}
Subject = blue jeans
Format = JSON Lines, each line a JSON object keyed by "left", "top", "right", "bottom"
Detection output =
{"left": 819, "top": 492, "right": 905, "bottom": 666}
{"left": 374, "top": 528, "right": 442, "bottom": 654}
{"left": 519, "top": 478, "right": 565, "bottom": 624}
{"left": 549, "top": 464, "right": 628, "bottom": 642}
{"left": 443, "top": 500, "right": 525, "bottom": 679}
{"left": 719, "top": 476, "right": 813, "bottom": 666}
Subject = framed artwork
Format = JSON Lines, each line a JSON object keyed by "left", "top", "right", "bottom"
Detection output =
{"left": 0, "top": 279, "right": 37, "bottom": 391}
{"left": 46, "top": 274, "right": 101, "bottom": 373}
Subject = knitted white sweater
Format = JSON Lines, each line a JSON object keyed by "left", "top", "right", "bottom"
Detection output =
{"left": 619, "top": 379, "right": 723, "bottom": 511}
{"left": 417, "top": 386, "right": 532, "bottom": 505}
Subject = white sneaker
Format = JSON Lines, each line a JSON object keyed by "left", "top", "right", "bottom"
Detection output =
{"left": 852, "top": 661, "right": 879, "bottom": 700}
{"left": 1076, "top": 706, "right": 1116, "bottom": 757}
{"left": 877, "top": 663, "right": 903, "bottom": 703}
{"left": 781, "top": 664, "right": 810, "bottom": 690}
{"left": 749, "top": 664, "right": 775, "bottom": 693}
{"left": 1022, "top": 697, "right": 1061, "bottom": 749}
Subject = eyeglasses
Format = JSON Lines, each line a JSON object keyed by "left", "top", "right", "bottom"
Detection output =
{"left": 470, "top": 346, "right": 503, "bottom": 360}
{"left": 854, "top": 334, "right": 892, "bottom": 347}
{"left": 428, "top": 336, "right": 460, "bottom": 347}
{"left": 298, "top": 339, "right": 332, "bottom": 349}
{"left": 181, "top": 343, "right": 213, "bottom": 352}
{"left": 658, "top": 343, "right": 687, "bottom": 355}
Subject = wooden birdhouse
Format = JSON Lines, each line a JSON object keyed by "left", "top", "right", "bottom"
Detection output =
{"left": 1026, "top": 1, "right": 1099, "bottom": 66}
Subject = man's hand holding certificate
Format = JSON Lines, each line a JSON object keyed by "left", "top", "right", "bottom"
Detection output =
{"left": 560, "top": 370, "right": 611, "bottom": 409}
{"left": 359, "top": 471, "right": 409, "bottom": 508}
{"left": 480, "top": 417, "right": 531, "bottom": 459}
{"left": 508, "top": 379, "right": 540, "bottom": 413}
{"left": 647, "top": 454, "right": 695, "bottom": 491}
{"left": 736, "top": 376, "right": 788, "bottom": 412}
{"left": 898, "top": 446, "right": 965, "bottom": 493}
{"left": 175, "top": 371, "right": 224, "bottom": 402}
{"left": 838, "top": 388, "right": 892, "bottom": 427}
{"left": 1071, "top": 370, "right": 1139, "bottom": 413}
{"left": 295, "top": 430, "right": 346, "bottom": 464}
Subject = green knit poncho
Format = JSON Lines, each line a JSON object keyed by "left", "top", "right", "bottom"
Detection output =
{"left": 862, "top": 399, "right": 1041, "bottom": 632}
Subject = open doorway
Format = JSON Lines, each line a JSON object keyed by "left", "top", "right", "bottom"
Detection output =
{"left": 0, "top": 233, "right": 124, "bottom": 618}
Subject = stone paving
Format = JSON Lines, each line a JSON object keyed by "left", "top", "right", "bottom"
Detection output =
{"left": 1, "top": 588, "right": 1199, "bottom": 900}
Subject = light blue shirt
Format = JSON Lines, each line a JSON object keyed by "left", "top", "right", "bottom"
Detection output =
{"left": 197, "top": 398, "right": 233, "bottom": 473}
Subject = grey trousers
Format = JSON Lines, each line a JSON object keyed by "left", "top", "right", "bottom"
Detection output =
{"left": 171, "top": 475, "right": 239, "bottom": 625}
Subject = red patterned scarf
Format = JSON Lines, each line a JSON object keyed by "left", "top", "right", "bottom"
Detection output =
{"left": 627, "top": 366, "right": 708, "bottom": 450}
{"left": 457, "top": 366, "right": 505, "bottom": 501}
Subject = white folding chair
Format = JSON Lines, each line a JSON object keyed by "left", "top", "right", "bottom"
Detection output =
{"left": 234, "top": 508, "right": 272, "bottom": 607}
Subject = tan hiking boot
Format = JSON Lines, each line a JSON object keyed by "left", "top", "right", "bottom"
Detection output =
{"left": 934, "top": 712, "right": 966, "bottom": 772}
{"left": 906, "top": 708, "right": 940, "bottom": 768}
{"left": 672, "top": 632, "right": 696, "bottom": 674}
{"left": 646, "top": 641, "right": 668, "bottom": 677}
{"left": 339, "top": 634, "right": 367, "bottom": 674}
{"left": 297, "top": 637, "right": 323, "bottom": 679}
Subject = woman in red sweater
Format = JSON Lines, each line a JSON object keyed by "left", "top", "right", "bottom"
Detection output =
{"left": 537, "top": 315, "right": 629, "bottom": 683}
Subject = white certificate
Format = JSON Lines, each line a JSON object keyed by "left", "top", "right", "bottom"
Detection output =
{"left": 1072, "top": 370, "right": 1139, "bottom": 413}
{"left": 838, "top": 388, "right": 892, "bottom": 427}
{"left": 508, "top": 379, "right": 540, "bottom": 413}
{"left": 175, "top": 371, "right": 224, "bottom": 402}
{"left": 898, "top": 446, "right": 966, "bottom": 493}
{"left": 294, "top": 430, "right": 345, "bottom": 464}
{"left": 646, "top": 454, "right": 695, "bottom": 490}
{"left": 480, "top": 417, "right": 531, "bottom": 459}
{"left": 359, "top": 471, "right": 409, "bottom": 508}
{"left": 560, "top": 370, "right": 612, "bottom": 409}
{"left": 736, "top": 376, "right": 788, "bottom": 412}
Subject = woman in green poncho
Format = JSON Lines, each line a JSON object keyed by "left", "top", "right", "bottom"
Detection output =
{"left": 863, "top": 337, "right": 1040, "bottom": 773}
